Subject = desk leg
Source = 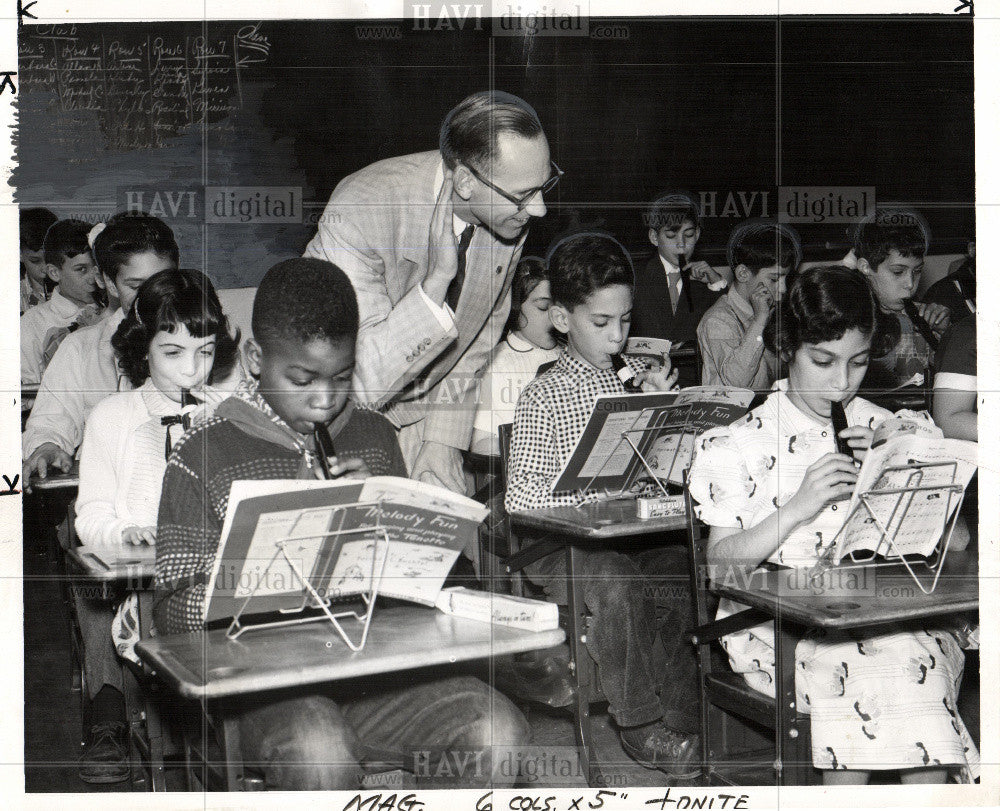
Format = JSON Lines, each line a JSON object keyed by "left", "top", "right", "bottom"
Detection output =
{"left": 774, "top": 618, "right": 810, "bottom": 786}
{"left": 221, "top": 714, "right": 245, "bottom": 791}
{"left": 136, "top": 590, "right": 166, "bottom": 792}
{"left": 566, "top": 544, "right": 599, "bottom": 786}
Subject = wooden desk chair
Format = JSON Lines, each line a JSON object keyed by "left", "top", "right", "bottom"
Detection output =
{"left": 497, "top": 424, "right": 612, "bottom": 785}
{"left": 860, "top": 363, "right": 934, "bottom": 414}
{"left": 683, "top": 486, "right": 816, "bottom": 786}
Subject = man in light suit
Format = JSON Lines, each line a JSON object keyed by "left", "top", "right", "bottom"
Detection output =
{"left": 305, "top": 91, "right": 558, "bottom": 493}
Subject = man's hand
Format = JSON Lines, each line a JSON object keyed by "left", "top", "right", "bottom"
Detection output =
{"left": 22, "top": 442, "right": 73, "bottom": 492}
{"left": 749, "top": 282, "right": 775, "bottom": 322}
{"left": 411, "top": 440, "right": 469, "bottom": 495}
{"left": 423, "top": 170, "right": 460, "bottom": 305}
{"left": 914, "top": 301, "right": 951, "bottom": 336}
{"left": 123, "top": 525, "right": 156, "bottom": 545}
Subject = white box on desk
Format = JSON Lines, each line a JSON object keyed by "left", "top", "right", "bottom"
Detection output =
{"left": 435, "top": 587, "right": 560, "bottom": 632}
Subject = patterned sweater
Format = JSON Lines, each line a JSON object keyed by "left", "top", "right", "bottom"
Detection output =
{"left": 153, "top": 383, "right": 406, "bottom": 634}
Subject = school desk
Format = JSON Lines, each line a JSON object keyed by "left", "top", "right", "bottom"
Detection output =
{"left": 508, "top": 499, "right": 688, "bottom": 786}
{"left": 136, "top": 606, "right": 565, "bottom": 790}
{"left": 30, "top": 460, "right": 80, "bottom": 491}
{"left": 695, "top": 550, "right": 978, "bottom": 785}
{"left": 711, "top": 549, "right": 978, "bottom": 631}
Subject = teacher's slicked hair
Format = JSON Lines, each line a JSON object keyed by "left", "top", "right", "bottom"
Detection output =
{"left": 439, "top": 90, "right": 544, "bottom": 171}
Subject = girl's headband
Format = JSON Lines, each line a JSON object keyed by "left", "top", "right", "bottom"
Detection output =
{"left": 87, "top": 222, "right": 106, "bottom": 249}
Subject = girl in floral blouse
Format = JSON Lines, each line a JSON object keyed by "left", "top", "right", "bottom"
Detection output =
{"left": 689, "top": 265, "right": 977, "bottom": 784}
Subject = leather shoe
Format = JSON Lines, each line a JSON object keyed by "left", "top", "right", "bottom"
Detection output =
{"left": 620, "top": 722, "right": 700, "bottom": 778}
{"left": 79, "top": 722, "right": 129, "bottom": 784}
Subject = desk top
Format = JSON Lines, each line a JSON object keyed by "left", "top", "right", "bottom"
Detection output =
{"left": 712, "top": 551, "right": 978, "bottom": 630}
{"left": 510, "top": 498, "right": 686, "bottom": 539}
{"left": 66, "top": 545, "right": 156, "bottom": 582}
{"left": 31, "top": 461, "right": 80, "bottom": 491}
{"left": 137, "top": 605, "right": 566, "bottom": 700}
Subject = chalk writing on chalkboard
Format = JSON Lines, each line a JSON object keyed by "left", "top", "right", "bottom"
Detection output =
{"left": 18, "top": 23, "right": 271, "bottom": 150}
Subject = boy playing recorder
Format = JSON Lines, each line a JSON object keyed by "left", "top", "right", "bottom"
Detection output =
{"left": 154, "top": 257, "right": 528, "bottom": 790}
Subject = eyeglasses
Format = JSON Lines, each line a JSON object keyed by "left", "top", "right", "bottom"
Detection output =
{"left": 464, "top": 160, "right": 563, "bottom": 212}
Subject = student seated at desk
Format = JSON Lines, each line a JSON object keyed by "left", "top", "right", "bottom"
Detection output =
{"left": 854, "top": 208, "right": 951, "bottom": 392}
{"left": 22, "top": 212, "right": 180, "bottom": 491}
{"left": 697, "top": 219, "right": 799, "bottom": 390}
{"left": 505, "top": 233, "right": 701, "bottom": 777}
{"left": 77, "top": 269, "right": 236, "bottom": 677}
{"left": 19, "top": 207, "right": 57, "bottom": 315}
{"left": 20, "top": 218, "right": 104, "bottom": 386}
{"left": 154, "top": 258, "right": 529, "bottom": 791}
{"left": 471, "top": 256, "right": 561, "bottom": 456}
{"left": 688, "top": 265, "right": 978, "bottom": 785}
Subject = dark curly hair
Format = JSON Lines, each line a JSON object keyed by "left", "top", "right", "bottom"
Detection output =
{"left": 763, "top": 265, "right": 899, "bottom": 360}
{"left": 42, "top": 218, "right": 93, "bottom": 267}
{"left": 92, "top": 211, "right": 179, "bottom": 282}
{"left": 251, "top": 258, "right": 359, "bottom": 348}
{"left": 852, "top": 206, "right": 929, "bottom": 270}
{"left": 112, "top": 269, "right": 240, "bottom": 388}
{"left": 546, "top": 232, "right": 634, "bottom": 310}
{"left": 504, "top": 255, "right": 548, "bottom": 335}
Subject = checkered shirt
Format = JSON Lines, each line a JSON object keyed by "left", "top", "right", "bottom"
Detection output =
{"left": 505, "top": 348, "right": 645, "bottom": 512}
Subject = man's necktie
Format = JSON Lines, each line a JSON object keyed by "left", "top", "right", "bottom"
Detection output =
{"left": 446, "top": 224, "right": 476, "bottom": 312}
{"left": 667, "top": 271, "right": 682, "bottom": 314}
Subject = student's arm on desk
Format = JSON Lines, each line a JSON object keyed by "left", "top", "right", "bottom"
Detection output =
{"left": 933, "top": 388, "right": 978, "bottom": 442}
{"left": 153, "top": 443, "right": 220, "bottom": 635}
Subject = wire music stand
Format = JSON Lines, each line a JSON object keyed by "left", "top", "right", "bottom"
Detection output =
{"left": 226, "top": 501, "right": 390, "bottom": 651}
{"left": 577, "top": 402, "right": 698, "bottom": 501}
{"left": 811, "top": 461, "right": 966, "bottom": 595}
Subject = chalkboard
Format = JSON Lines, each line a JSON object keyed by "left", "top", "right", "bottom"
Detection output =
{"left": 14, "top": 17, "right": 974, "bottom": 288}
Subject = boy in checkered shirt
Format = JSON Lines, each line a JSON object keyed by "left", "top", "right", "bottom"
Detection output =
{"left": 505, "top": 232, "right": 700, "bottom": 776}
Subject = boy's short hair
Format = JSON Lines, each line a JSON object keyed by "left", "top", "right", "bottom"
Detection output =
{"left": 728, "top": 219, "right": 802, "bottom": 274}
{"left": 42, "top": 219, "right": 93, "bottom": 267}
{"left": 645, "top": 192, "right": 700, "bottom": 232}
{"left": 252, "top": 257, "right": 359, "bottom": 347}
{"left": 546, "top": 232, "right": 634, "bottom": 310}
{"left": 20, "top": 208, "right": 58, "bottom": 252}
{"left": 439, "top": 90, "right": 543, "bottom": 171}
{"left": 853, "top": 206, "right": 930, "bottom": 269}
{"left": 92, "top": 211, "right": 180, "bottom": 281}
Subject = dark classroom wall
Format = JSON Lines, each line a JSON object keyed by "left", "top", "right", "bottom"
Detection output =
{"left": 14, "top": 16, "right": 974, "bottom": 288}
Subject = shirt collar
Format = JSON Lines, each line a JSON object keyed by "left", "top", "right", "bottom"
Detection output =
{"left": 727, "top": 286, "right": 755, "bottom": 318}
{"left": 770, "top": 379, "right": 832, "bottom": 431}
{"left": 506, "top": 331, "right": 536, "bottom": 352}
{"left": 556, "top": 346, "right": 618, "bottom": 378}
{"left": 657, "top": 253, "right": 681, "bottom": 278}
{"left": 49, "top": 288, "right": 86, "bottom": 317}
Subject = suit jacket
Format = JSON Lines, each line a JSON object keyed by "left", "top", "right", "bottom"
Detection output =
{"left": 630, "top": 255, "right": 723, "bottom": 387}
{"left": 304, "top": 151, "right": 523, "bottom": 450}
